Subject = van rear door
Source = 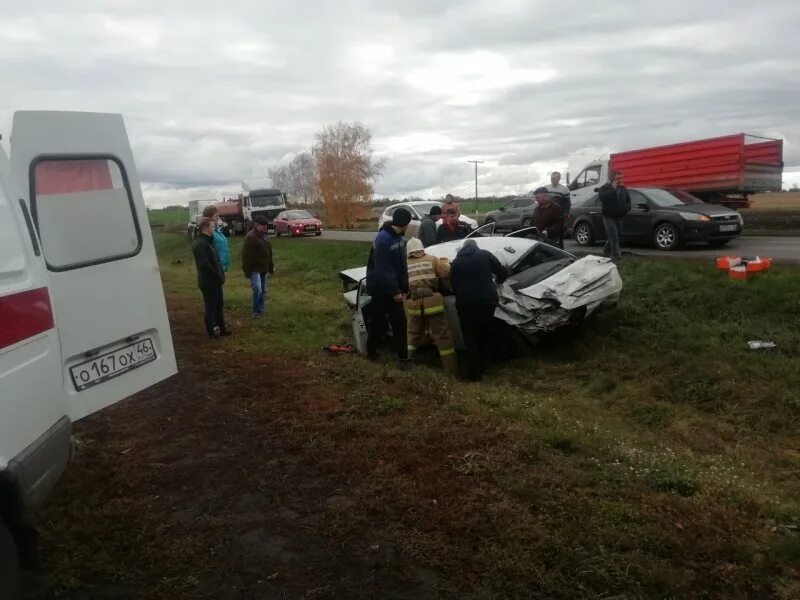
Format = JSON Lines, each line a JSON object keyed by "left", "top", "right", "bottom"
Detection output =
{"left": 10, "top": 111, "right": 176, "bottom": 421}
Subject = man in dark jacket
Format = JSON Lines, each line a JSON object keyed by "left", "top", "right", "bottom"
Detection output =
{"left": 419, "top": 205, "right": 442, "bottom": 247}
{"left": 366, "top": 208, "right": 411, "bottom": 362}
{"left": 532, "top": 187, "right": 564, "bottom": 248}
{"left": 436, "top": 209, "right": 471, "bottom": 243}
{"left": 242, "top": 215, "right": 275, "bottom": 317}
{"left": 192, "top": 217, "right": 227, "bottom": 338}
{"left": 597, "top": 171, "right": 631, "bottom": 260}
{"left": 450, "top": 240, "right": 509, "bottom": 381}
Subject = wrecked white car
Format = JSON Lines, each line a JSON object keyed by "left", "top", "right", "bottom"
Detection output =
{"left": 339, "top": 226, "right": 623, "bottom": 354}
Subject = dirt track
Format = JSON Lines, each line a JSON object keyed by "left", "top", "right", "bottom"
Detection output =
{"left": 24, "top": 295, "right": 446, "bottom": 599}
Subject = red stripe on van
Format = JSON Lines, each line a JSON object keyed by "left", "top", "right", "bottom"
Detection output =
{"left": 0, "top": 287, "right": 54, "bottom": 350}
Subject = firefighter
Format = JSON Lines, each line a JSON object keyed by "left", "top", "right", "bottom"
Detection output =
{"left": 404, "top": 237, "right": 458, "bottom": 376}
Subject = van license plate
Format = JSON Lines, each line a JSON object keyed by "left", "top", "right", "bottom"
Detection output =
{"left": 70, "top": 338, "right": 157, "bottom": 391}
{"left": 719, "top": 224, "right": 738, "bottom": 232}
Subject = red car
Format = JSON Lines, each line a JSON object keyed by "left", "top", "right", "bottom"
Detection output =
{"left": 274, "top": 210, "right": 323, "bottom": 237}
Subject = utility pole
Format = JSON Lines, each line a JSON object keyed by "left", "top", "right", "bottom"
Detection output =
{"left": 468, "top": 159, "right": 484, "bottom": 216}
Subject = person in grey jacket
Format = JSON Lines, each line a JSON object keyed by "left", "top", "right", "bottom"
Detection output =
{"left": 419, "top": 205, "right": 442, "bottom": 247}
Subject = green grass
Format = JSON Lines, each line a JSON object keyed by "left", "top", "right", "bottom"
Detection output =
{"left": 154, "top": 231, "right": 800, "bottom": 596}
{"left": 148, "top": 207, "right": 188, "bottom": 226}
{"left": 155, "top": 233, "right": 370, "bottom": 357}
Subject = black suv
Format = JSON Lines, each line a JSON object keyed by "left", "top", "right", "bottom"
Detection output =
{"left": 568, "top": 187, "right": 743, "bottom": 250}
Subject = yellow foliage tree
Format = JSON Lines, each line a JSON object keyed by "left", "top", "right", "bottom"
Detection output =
{"left": 312, "top": 122, "right": 384, "bottom": 229}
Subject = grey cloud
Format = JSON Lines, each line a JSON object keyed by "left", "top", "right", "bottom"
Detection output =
{"left": 2, "top": 0, "right": 799, "bottom": 205}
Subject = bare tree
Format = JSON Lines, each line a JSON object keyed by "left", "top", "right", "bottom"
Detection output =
{"left": 267, "top": 165, "right": 292, "bottom": 194}
{"left": 289, "top": 152, "right": 318, "bottom": 204}
{"left": 312, "top": 121, "right": 384, "bottom": 228}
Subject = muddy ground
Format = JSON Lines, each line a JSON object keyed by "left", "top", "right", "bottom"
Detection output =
{"left": 22, "top": 296, "right": 488, "bottom": 599}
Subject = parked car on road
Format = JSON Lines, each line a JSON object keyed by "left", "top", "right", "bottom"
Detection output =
{"left": 483, "top": 196, "right": 536, "bottom": 231}
{"left": 568, "top": 188, "right": 744, "bottom": 251}
{"left": 378, "top": 201, "right": 478, "bottom": 230}
{"left": 274, "top": 210, "right": 323, "bottom": 237}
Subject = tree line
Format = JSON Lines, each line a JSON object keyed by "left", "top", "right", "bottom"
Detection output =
{"left": 268, "top": 121, "right": 384, "bottom": 228}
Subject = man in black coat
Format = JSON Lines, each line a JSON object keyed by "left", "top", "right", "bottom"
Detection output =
{"left": 192, "top": 217, "right": 227, "bottom": 338}
{"left": 450, "top": 240, "right": 509, "bottom": 381}
{"left": 597, "top": 171, "right": 631, "bottom": 260}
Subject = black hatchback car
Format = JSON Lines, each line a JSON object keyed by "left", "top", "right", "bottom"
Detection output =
{"left": 568, "top": 187, "right": 743, "bottom": 251}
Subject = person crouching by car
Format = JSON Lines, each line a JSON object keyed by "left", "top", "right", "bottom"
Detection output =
{"left": 242, "top": 215, "right": 274, "bottom": 318}
{"left": 192, "top": 217, "right": 227, "bottom": 338}
{"left": 532, "top": 187, "right": 565, "bottom": 248}
{"left": 436, "top": 209, "right": 471, "bottom": 243}
{"left": 366, "top": 207, "right": 412, "bottom": 365}
{"left": 451, "top": 239, "right": 509, "bottom": 382}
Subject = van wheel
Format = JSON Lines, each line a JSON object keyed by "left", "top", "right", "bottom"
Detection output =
{"left": 0, "top": 520, "right": 21, "bottom": 600}
{"left": 653, "top": 223, "right": 681, "bottom": 251}
{"left": 574, "top": 222, "right": 594, "bottom": 246}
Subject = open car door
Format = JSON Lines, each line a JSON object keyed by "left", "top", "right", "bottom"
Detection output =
{"left": 505, "top": 226, "right": 541, "bottom": 239}
{"left": 465, "top": 222, "right": 496, "bottom": 238}
{"left": 10, "top": 111, "right": 176, "bottom": 421}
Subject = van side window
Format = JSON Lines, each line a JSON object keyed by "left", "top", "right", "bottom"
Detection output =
{"left": 31, "top": 157, "right": 142, "bottom": 271}
{"left": 584, "top": 165, "right": 601, "bottom": 188}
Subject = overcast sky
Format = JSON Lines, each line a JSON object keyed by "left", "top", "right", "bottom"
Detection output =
{"left": 2, "top": 0, "right": 799, "bottom": 206}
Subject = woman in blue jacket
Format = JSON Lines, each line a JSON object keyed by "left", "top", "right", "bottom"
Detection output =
{"left": 202, "top": 205, "right": 231, "bottom": 335}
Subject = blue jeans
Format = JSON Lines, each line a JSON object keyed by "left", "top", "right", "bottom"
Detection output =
{"left": 603, "top": 217, "right": 622, "bottom": 258}
{"left": 249, "top": 272, "right": 268, "bottom": 315}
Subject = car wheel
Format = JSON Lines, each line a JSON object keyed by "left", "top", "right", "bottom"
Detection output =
{"left": 653, "top": 223, "right": 681, "bottom": 251}
{"left": 315, "top": 232, "right": 322, "bottom": 236}
{"left": 709, "top": 239, "right": 730, "bottom": 248}
{"left": 0, "top": 520, "right": 21, "bottom": 600}
{"left": 521, "top": 217, "right": 532, "bottom": 228}
{"left": 484, "top": 217, "right": 495, "bottom": 227}
{"left": 574, "top": 221, "right": 594, "bottom": 246}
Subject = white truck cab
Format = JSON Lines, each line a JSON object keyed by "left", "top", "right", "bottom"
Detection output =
{"left": 0, "top": 111, "right": 176, "bottom": 594}
{"left": 567, "top": 160, "right": 608, "bottom": 208}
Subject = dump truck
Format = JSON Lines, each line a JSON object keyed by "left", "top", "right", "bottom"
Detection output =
{"left": 568, "top": 134, "right": 784, "bottom": 209}
{"left": 215, "top": 188, "right": 287, "bottom": 235}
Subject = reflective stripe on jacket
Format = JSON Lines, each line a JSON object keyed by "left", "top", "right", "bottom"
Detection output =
{"left": 405, "top": 293, "right": 446, "bottom": 317}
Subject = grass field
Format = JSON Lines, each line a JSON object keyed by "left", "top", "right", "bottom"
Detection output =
{"left": 28, "top": 232, "right": 800, "bottom": 598}
{"left": 147, "top": 207, "right": 188, "bottom": 225}
{"left": 748, "top": 192, "right": 800, "bottom": 211}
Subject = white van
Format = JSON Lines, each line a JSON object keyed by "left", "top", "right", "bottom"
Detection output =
{"left": 0, "top": 111, "right": 177, "bottom": 594}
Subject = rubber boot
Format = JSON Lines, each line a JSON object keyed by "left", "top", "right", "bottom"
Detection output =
{"left": 440, "top": 352, "right": 459, "bottom": 377}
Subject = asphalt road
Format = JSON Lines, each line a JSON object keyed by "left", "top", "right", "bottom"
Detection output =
{"left": 314, "top": 230, "right": 800, "bottom": 264}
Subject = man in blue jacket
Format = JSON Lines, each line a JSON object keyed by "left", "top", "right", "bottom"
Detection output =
{"left": 203, "top": 205, "right": 230, "bottom": 272}
{"left": 451, "top": 240, "right": 509, "bottom": 381}
{"left": 366, "top": 208, "right": 412, "bottom": 363}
